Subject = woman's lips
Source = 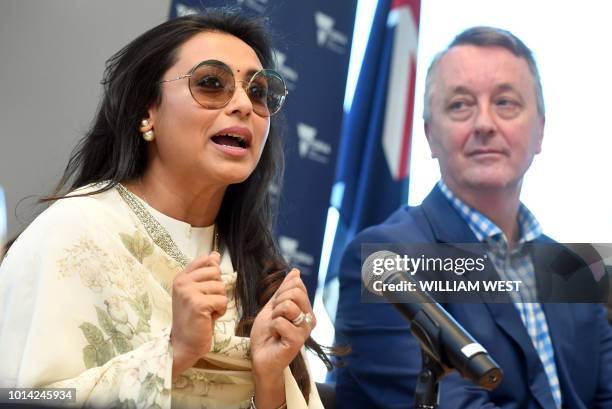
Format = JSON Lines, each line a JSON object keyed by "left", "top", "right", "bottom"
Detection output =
{"left": 209, "top": 126, "right": 253, "bottom": 158}
{"left": 211, "top": 140, "right": 249, "bottom": 157}
{"left": 212, "top": 126, "right": 253, "bottom": 146}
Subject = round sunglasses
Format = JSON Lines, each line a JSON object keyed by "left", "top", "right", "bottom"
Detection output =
{"left": 159, "top": 59, "right": 288, "bottom": 117}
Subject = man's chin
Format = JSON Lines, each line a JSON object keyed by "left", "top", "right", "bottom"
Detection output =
{"left": 466, "top": 177, "right": 521, "bottom": 193}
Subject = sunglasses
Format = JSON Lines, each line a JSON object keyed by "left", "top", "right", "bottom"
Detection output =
{"left": 159, "top": 59, "right": 288, "bottom": 117}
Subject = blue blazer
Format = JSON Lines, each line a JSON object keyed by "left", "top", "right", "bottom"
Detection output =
{"left": 334, "top": 185, "right": 612, "bottom": 409}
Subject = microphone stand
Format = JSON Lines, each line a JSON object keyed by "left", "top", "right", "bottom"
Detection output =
{"left": 410, "top": 308, "right": 447, "bottom": 409}
{"left": 415, "top": 351, "right": 444, "bottom": 409}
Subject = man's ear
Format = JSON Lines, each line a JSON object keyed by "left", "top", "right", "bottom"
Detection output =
{"left": 424, "top": 121, "right": 438, "bottom": 159}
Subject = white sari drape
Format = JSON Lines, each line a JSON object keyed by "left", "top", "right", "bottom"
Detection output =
{"left": 0, "top": 185, "right": 322, "bottom": 409}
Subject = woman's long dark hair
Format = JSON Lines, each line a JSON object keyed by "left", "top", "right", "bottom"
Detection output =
{"left": 46, "top": 9, "right": 330, "bottom": 399}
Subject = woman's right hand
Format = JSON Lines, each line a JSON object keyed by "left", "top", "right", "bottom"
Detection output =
{"left": 171, "top": 251, "right": 227, "bottom": 379}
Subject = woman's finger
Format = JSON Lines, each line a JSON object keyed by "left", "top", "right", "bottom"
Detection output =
{"left": 173, "top": 265, "right": 221, "bottom": 292}
{"left": 189, "top": 265, "right": 223, "bottom": 283}
{"left": 271, "top": 299, "right": 302, "bottom": 322}
{"left": 273, "top": 287, "right": 312, "bottom": 316}
{"left": 273, "top": 287, "right": 316, "bottom": 330}
{"left": 193, "top": 294, "right": 228, "bottom": 318}
{"left": 272, "top": 270, "right": 309, "bottom": 309}
{"left": 182, "top": 251, "right": 221, "bottom": 274}
{"left": 195, "top": 280, "right": 226, "bottom": 296}
{"left": 274, "top": 276, "right": 308, "bottom": 301}
{"left": 272, "top": 269, "right": 303, "bottom": 296}
{"left": 271, "top": 316, "right": 307, "bottom": 346}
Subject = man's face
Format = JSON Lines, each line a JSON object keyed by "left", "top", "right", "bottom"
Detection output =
{"left": 425, "top": 45, "right": 544, "bottom": 198}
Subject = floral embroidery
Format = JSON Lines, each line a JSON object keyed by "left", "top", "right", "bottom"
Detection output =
{"left": 58, "top": 237, "right": 145, "bottom": 298}
{"left": 120, "top": 230, "right": 154, "bottom": 263}
{"left": 57, "top": 237, "right": 112, "bottom": 292}
{"left": 57, "top": 236, "right": 155, "bottom": 369}
{"left": 79, "top": 293, "right": 152, "bottom": 368}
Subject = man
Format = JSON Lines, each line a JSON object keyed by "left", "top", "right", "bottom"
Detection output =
{"left": 334, "top": 27, "right": 612, "bottom": 408}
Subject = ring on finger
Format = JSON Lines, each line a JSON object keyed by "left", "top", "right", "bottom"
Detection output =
{"left": 292, "top": 312, "right": 306, "bottom": 326}
{"left": 292, "top": 311, "right": 314, "bottom": 328}
{"left": 303, "top": 312, "right": 314, "bottom": 328}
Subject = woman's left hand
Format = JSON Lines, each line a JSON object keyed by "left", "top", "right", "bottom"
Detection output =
{"left": 250, "top": 268, "right": 316, "bottom": 386}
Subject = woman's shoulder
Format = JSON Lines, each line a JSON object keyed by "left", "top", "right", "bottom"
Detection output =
{"left": 7, "top": 184, "right": 128, "bottom": 255}
{"left": 39, "top": 183, "right": 123, "bottom": 224}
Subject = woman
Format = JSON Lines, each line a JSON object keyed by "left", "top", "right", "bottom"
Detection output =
{"left": 0, "top": 10, "right": 327, "bottom": 409}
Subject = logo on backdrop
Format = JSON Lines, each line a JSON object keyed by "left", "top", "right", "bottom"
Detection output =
{"left": 175, "top": 3, "right": 198, "bottom": 17}
{"left": 297, "top": 123, "right": 331, "bottom": 164}
{"left": 279, "top": 236, "right": 314, "bottom": 270}
{"left": 236, "top": 0, "right": 267, "bottom": 13}
{"left": 314, "top": 11, "right": 348, "bottom": 54}
{"left": 273, "top": 50, "right": 298, "bottom": 91}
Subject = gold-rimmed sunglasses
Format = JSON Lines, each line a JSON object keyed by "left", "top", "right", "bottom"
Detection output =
{"left": 159, "top": 59, "right": 288, "bottom": 117}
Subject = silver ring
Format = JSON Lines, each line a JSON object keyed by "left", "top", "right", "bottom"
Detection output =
{"left": 292, "top": 311, "right": 314, "bottom": 328}
{"left": 292, "top": 312, "right": 306, "bottom": 326}
{"left": 303, "top": 312, "right": 314, "bottom": 328}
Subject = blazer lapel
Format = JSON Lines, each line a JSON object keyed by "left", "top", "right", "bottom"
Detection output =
{"left": 420, "top": 186, "right": 480, "bottom": 244}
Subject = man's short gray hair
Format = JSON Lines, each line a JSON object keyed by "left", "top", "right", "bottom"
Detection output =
{"left": 422, "top": 26, "right": 545, "bottom": 122}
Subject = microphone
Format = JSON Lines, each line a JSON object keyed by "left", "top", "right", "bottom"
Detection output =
{"left": 362, "top": 250, "right": 503, "bottom": 390}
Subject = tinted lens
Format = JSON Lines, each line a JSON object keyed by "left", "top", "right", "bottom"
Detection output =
{"left": 188, "top": 61, "right": 234, "bottom": 109}
{"left": 248, "top": 70, "right": 287, "bottom": 116}
{"left": 187, "top": 61, "right": 286, "bottom": 116}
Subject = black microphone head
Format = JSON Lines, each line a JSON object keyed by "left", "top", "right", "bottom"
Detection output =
{"left": 468, "top": 352, "right": 504, "bottom": 390}
{"left": 361, "top": 250, "right": 399, "bottom": 296}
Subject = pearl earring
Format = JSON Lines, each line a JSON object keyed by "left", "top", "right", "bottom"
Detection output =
{"left": 142, "top": 130, "right": 155, "bottom": 142}
{"left": 140, "top": 119, "right": 154, "bottom": 141}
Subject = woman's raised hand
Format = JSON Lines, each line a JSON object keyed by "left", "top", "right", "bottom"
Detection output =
{"left": 250, "top": 269, "right": 316, "bottom": 393}
{"left": 171, "top": 251, "right": 227, "bottom": 379}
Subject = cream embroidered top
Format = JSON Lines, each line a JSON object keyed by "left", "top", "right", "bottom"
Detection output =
{"left": 0, "top": 185, "right": 323, "bottom": 409}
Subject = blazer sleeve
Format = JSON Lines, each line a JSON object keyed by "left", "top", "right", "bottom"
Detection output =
{"left": 334, "top": 233, "right": 422, "bottom": 409}
{"left": 438, "top": 373, "right": 504, "bottom": 409}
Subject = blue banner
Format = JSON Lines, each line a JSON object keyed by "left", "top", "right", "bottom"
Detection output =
{"left": 169, "top": 1, "right": 357, "bottom": 300}
{"left": 324, "top": 0, "right": 420, "bottom": 319}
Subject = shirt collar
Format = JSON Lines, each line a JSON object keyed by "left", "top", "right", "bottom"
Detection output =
{"left": 437, "top": 180, "right": 542, "bottom": 246}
